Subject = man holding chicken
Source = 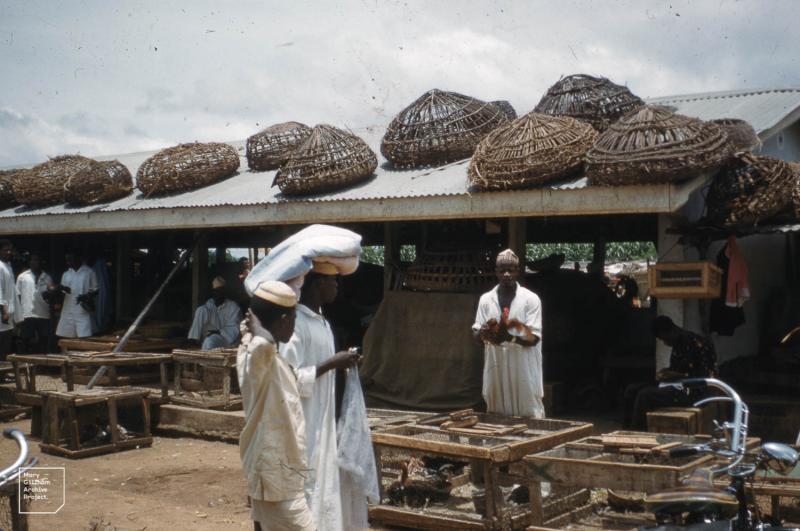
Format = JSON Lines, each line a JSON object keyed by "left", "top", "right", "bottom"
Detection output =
{"left": 472, "top": 249, "right": 544, "bottom": 418}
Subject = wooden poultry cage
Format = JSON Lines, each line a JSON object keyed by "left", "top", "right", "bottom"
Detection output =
{"left": 39, "top": 387, "right": 153, "bottom": 458}
{"left": 367, "top": 408, "right": 441, "bottom": 432}
{"left": 647, "top": 261, "right": 722, "bottom": 299}
{"left": 171, "top": 349, "right": 241, "bottom": 411}
{"left": 524, "top": 431, "right": 760, "bottom": 527}
{"left": 369, "top": 411, "right": 592, "bottom": 530}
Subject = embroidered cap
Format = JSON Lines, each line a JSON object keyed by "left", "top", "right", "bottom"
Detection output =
{"left": 496, "top": 249, "right": 520, "bottom": 266}
{"left": 254, "top": 281, "right": 297, "bottom": 308}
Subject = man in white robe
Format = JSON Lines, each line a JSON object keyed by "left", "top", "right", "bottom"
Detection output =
{"left": 188, "top": 276, "right": 243, "bottom": 350}
{"left": 281, "top": 262, "right": 362, "bottom": 531}
{"left": 55, "top": 250, "right": 99, "bottom": 339}
{"left": 472, "top": 249, "right": 545, "bottom": 418}
{"left": 0, "top": 239, "right": 17, "bottom": 360}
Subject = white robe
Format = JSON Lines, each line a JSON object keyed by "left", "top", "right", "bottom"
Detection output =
{"left": 187, "top": 298, "right": 243, "bottom": 349}
{"left": 281, "top": 304, "right": 348, "bottom": 531}
{"left": 0, "top": 261, "right": 17, "bottom": 332}
{"left": 472, "top": 283, "right": 545, "bottom": 418}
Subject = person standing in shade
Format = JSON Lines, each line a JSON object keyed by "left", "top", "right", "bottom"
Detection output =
{"left": 237, "top": 280, "right": 314, "bottom": 531}
{"left": 15, "top": 253, "right": 54, "bottom": 354}
{"left": 0, "top": 240, "right": 17, "bottom": 360}
{"left": 187, "top": 276, "right": 243, "bottom": 350}
{"left": 281, "top": 262, "right": 363, "bottom": 531}
{"left": 473, "top": 249, "right": 545, "bottom": 418}
{"left": 55, "top": 250, "right": 99, "bottom": 340}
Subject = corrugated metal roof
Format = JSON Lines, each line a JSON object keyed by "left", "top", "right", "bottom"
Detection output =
{"left": 1, "top": 87, "right": 797, "bottom": 227}
{"left": 647, "top": 87, "right": 800, "bottom": 137}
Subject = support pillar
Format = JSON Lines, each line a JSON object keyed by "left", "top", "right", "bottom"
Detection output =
{"left": 115, "top": 233, "right": 131, "bottom": 322}
{"left": 508, "top": 217, "right": 527, "bottom": 265}
{"left": 383, "top": 223, "right": 399, "bottom": 292}
{"left": 656, "top": 213, "right": 685, "bottom": 371}
{"left": 192, "top": 232, "right": 209, "bottom": 314}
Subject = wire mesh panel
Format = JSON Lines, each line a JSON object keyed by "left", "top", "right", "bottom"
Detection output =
{"left": 586, "top": 105, "right": 734, "bottom": 186}
{"left": 469, "top": 112, "right": 597, "bottom": 191}
{"left": 535, "top": 74, "right": 644, "bottom": 132}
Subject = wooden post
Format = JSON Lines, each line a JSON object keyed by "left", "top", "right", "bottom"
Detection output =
{"left": 656, "top": 214, "right": 685, "bottom": 371}
{"left": 383, "top": 223, "right": 399, "bottom": 292}
{"left": 192, "top": 232, "right": 209, "bottom": 314}
{"left": 160, "top": 361, "right": 168, "bottom": 399}
{"left": 115, "top": 233, "right": 131, "bottom": 322}
{"left": 508, "top": 217, "right": 527, "bottom": 265}
{"left": 108, "top": 397, "right": 120, "bottom": 445}
{"left": 215, "top": 247, "right": 226, "bottom": 267}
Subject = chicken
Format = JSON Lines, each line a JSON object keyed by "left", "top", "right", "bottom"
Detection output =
{"left": 387, "top": 457, "right": 455, "bottom": 508}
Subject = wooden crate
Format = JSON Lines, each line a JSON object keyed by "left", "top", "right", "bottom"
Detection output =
{"left": 647, "top": 407, "right": 700, "bottom": 435}
{"left": 647, "top": 261, "right": 722, "bottom": 299}
{"left": 367, "top": 408, "right": 441, "bottom": 432}
{"left": 170, "top": 349, "right": 241, "bottom": 411}
{"left": 524, "top": 430, "right": 760, "bottom": 526}
{"left": 39, "top": 387, "right": 152, "bottom": 458}
{"left": 58, "top": 335, "right": 182, "bottom": 353}
{"left": 370, "top": 415, "right": 593, "bottom": 530}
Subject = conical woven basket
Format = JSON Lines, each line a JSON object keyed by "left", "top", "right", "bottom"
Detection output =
{"left": 12, "top": 155, "right": 95, "bottom": 207}
{"left": 711, "top": 119, "right": 760, "bottom": 153}
{"left": 402, "top": 248, "right": 497, "bottom": 293}
{"left": 0, "top": 169, "right": 30, "bottom": 210}
{"left": 273, "top": 124, "right": 377, "bottom": 196}
{"left": 65, "top": 160, "right": 134, "bottom": 205}
{"left": 586, "top": 106, "right": 734, "bottom": 185}
{"left": 381, "top": 89, "right": 511, "bottom": 168}
{"left": 706, "top": 153, "right": 795, "bottom": 227}
{"left": 535, "top": 74, "right": 644, "bottom": 131}
{"left": 468, "top": 112, "right": 597, "bottom": 191}
{"left": 490, "top": 100, "right": 517, "bottom": 120}
{"left": 246, "top": 121, "right": 312, "bottom": 171}
{"left": 136, "top": 142, "right": 240, "bottom": 197}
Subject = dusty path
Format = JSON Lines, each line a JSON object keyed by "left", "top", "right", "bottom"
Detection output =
{"left": 0, "top": 419, "right": 253, "bottom": 531}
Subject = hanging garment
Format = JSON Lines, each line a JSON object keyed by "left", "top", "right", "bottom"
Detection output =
{"left": 725, "top": 235, "right": 750, "bottom": 308}
{"left": 710, "top": 237, "right": 746, "bottom": 336}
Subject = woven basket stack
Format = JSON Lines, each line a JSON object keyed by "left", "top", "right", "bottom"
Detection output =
{"left": 792, "top": 162, "right": 800, "bottom": 219}
{"left": 706, "top": 152, "right": 796, "bottom": 227}
{"left": 490, "top": 100, "right": 518, "bottom": 120}
{"left": 12, "top": 155, "right": 96, "bottom": 207}
{"left": 136, "top": 142, "right": 240, "bottom": 197}
{"left": 468, "top": 112, "right": 596, "bottom": 191}
{"left": 381, "top": 89, "right": 511, "bottom": 168}
{"left": 246, "top": 122, "right": 312, "bottom": 171}
{"left": 402, "top": 248, "right": 497, "bottom": 293}
{"left": 535, "top": 74, "right": 644, "bottom": 131}
{"left": 273, "top": 124, "right": 377, "bottom": 196}
{"left": 586, "top": 106, "right": 734, "bottom": 186}
{"left": 710, "top": 119, "right": 760, "bottom": 153}
{"left": 0, "top": 169, "right": 29, "bottom": 210}
{"left": 65, "top": 160, "right": 134, "bottom": 205}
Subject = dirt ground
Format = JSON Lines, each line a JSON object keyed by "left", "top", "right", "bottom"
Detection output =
{"left": 0, "top": 418, "right": 254, "bottom": 531}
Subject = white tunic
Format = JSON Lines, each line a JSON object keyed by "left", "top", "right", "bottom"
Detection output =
{"left": 187, "top": 298, "right": 243, "bottom": 349}
{"left": 0, "top": 261, "right": 16, "bottom": 332}
{"left": 472, "top": 283, "right": 545, "bottom": 418}
{"left": 281, "top": 304, "right": 346, "bottom": 531}
{"left": 16, "top": 270, "right": 53, "bottom": 320}
{"left": 56, "top": 265, "right": 98, "bottom": 338}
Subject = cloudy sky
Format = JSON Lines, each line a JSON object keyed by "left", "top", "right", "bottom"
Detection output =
{"left": 1, "top": 0, "right": 798, "bottom": 166}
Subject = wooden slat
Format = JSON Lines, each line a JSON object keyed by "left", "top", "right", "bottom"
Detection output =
{"left": 368, "top": 505, "right": 485, "bottom": 531}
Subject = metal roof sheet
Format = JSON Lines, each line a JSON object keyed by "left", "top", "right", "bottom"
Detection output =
{"left": 647, "top": 87, "right": 800, "bottom": 137}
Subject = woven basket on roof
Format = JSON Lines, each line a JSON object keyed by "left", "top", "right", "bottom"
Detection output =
{"left": 273, "top": 124, "right": 377, "bottom": 196}
{"left": 136, "top": 142, "right": 240, "bottom": 197}
{"left": 490, "top": 100, "right": 517, "bottom": 120}
{"left": 401, "top": 249, "right": 497, "bottom": 293}
{"left": 381, "top": 89, "right": 511, "bottom": 168}
{"left": 706, "top": 153, "right": 795, "bottom": 227}
{"left": 246, "top": 121, "right": 312, "bottom": 171}
{"left": 586, "top": 106, "right": 734, "bottom": 186}
{"left": 469, "top": 112, "right": 597, "bottom": 191}
{"left": 711, "top": 119, "right": 761, "bottom": 152}
{"left": 788, "top": 162, "right": 800, "bottom": 219}
{"left": 0, "top": 169, "right": 30, "bottom": 210}
{"left": 535, "top": 74, "right": 644, "bottom": 131}
{"left": 64, "top": 160, "right": 134, "bottom": 205}
{"left": 12, "top": 155, "right": 95, "bottom": 206}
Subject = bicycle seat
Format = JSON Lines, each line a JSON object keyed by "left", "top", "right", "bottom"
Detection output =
{"left": 645, "top": 468, "right": 737, "bottom": 519}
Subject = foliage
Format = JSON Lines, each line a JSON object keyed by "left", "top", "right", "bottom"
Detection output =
{"left": 526, "top": 241, "right": 656, "bottom": 263}
{"left": 361, "top": 245, "right": 417, "bottom": 265}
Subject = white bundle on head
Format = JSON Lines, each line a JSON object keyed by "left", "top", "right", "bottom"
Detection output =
{"left": 244, "top": 224, "right": 362, "bottom": 297}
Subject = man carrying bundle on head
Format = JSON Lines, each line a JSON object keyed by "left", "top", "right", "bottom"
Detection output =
{"left": 188, "top": 276, "right": 243, "bottom": 350}
{"left": 244, "top": 224, "right": 378, "bottom": 531}
{"left": 237, "top": 280, "right": 314, "bottom": 531}
{"left": 473, "top": 249, "right": 545, "bottom": 418}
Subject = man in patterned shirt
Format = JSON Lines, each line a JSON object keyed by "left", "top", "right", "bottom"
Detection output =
{"left": 624, "top": 316, "right": 717, "bottom": 429}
